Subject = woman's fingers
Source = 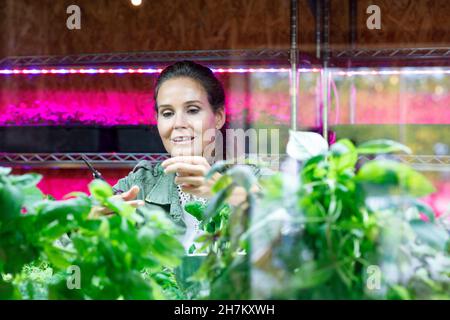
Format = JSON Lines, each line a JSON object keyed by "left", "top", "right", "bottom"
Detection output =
{"left": 101, "top": 200, "right": 145, "bottom": 213}
{"left": 174, "top": 175, "right": 204, "bottom": 187}
{"left": 164, "top": 162, "right": 206, "bottom": 176}
{"left": 123, "top": 200, "right": 145, "bottom": 208}
{"left": 162, "top": 156, "right": 209, "bottom": 168}
{"left": 120, "top": 185, "right": 140, "bottom": 201}
{"left": 89, "top": 199, "right": 145, "bottom": 219}
{"left": 161, "top": 156, "right": 215, "bottom": 199}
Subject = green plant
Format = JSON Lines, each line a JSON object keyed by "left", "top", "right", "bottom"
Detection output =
{"left": 183, "top": 164, "right": 256, "bottom": 299}
{"left": 0, "top": 169, "right": 185, "bottom": 299}
{"left": 1, "top": 132, "right": 449, "bottom": 300}
{"left": 187, "top": 133, "right": 449, "bottom": 299}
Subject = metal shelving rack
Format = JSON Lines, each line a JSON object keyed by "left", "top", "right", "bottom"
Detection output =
{"left": 0, "top": 48, "right": 300, "bottom": 169}
{"left": 333, "top": 47, "right": 450, "bottom": 60}
{"left": 0, "top": 0, "right": 449, "bottom": 171}
{"left": 0, "top": 49, "right": 307, "bottom": 68}
{"left": 0, "top": 153, "right": 170, "bottom": 169}
{"left": 316, "top": 0, "right": 450, "bottom": 172}
{"left": 2, "top": 152, "right": 449, "bottom": 171}
{"left": 329, "top": 47, "right": 450, "bottom": 67}
{"left": 0, "top": 153, "right": 285, "bottom": 170}
{"left": 360, "top": 155, "right": 450, "bottom": 172}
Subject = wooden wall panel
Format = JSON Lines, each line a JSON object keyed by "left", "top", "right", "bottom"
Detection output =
{"left": 330, "top": 0, "right": 450, "bottom": 50}
{"left": 0, "top": 0, "right": 448, "bottom": 59}
{"left": 0, "top": 0, "right": 292, "bottom": 58}
{"left": 355, "top": 0, "right": 450, "bottom": 48}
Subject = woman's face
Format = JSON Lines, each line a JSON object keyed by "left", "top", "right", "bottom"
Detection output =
{"left": 156, "top": 77, "right": 225, "bottom": 157}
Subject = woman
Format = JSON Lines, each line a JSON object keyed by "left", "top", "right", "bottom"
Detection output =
{"left": 90, "top": 61, "right": 258, "bottom": 250}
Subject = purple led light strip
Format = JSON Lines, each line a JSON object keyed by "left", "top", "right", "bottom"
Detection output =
{"left": 0, "top": 67, "right": 448, "bottom": 76}
{"left": 0, "top": 67, "right": 297, "bottom": 75}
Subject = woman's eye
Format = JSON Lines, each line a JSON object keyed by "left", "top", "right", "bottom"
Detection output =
{"left": 187, "top": 107, "right": 200, "bottom": 114}
{"left": 161, "top": 110, "right": 174, "bottom": 118}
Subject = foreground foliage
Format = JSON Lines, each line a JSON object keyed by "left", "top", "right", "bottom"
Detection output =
{"left": 0, "top": 133, "right": 449, "bottom": 299}
{"left": 0, "top": 171, "right": 184, "bottom": 299}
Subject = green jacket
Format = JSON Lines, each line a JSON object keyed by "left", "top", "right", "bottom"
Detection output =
{"left": 113, "top": 160, "right": 185, "bottom": 225}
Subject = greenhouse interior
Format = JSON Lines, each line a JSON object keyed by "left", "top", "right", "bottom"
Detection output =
{"left": 0, "top": 0, "right": 449, "bottom": 303}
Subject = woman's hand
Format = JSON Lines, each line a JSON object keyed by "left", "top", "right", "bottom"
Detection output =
{"left": 161, "top": 156, "right": 220, "bottom": 199}
{"left": 88, "top": 185, "right": 145, "bottom": 219}
{"left": 161, "top": 156, "right": 257, "bottom": 207}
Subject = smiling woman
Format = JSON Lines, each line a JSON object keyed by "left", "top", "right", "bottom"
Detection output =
{"left": 154, "top": 61, "right": 225, "bottom": 159}
{"left": 89, "top": 61, "right": 258, "bottom": 251}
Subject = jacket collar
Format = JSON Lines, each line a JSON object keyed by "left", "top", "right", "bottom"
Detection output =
{"left": 144, "top": 171, "right": 183, "bottom": 221}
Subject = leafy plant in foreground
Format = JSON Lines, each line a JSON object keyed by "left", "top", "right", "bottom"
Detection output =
{"left": 0, "top": 169, "right": 184, "bottom": 299}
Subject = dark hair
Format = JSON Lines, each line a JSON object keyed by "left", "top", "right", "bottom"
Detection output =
{"left": 153, "top": 60, "right": 225, "bottom": 113}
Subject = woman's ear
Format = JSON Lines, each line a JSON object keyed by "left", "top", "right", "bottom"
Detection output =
{"left": 215, "top": 107, "right": 226, "bottom": 129}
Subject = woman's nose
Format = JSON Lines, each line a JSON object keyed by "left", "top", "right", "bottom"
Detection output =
{"left": 173, "top": 112, "right": 188, "bottom": 128}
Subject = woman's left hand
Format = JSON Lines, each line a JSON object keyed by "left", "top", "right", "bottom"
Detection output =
{"left": 161, "top": 156, "right": 221, "bottom": 199}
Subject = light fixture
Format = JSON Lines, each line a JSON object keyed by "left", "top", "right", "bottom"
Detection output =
{"left": 131, "top": 0, "right": 142, "bottom": 6}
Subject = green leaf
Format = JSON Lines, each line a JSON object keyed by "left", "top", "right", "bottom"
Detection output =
{"left": 0, "top": 181, "right": 24, "bottom": 220}
{"left": 22, "top": 186, "right": 45, "bottom": 211}
{"left": 39, "top": 195, "right": 91, "bottom": 218}
{"left": 104, "top": 197, "right": 134, "bottom": 218}
{"left": 0, "top": 281, "right": 22, "bottom": 299}
{"left": 357, "top": 139, "right": 412, "bottom": 155}
{"left": 410, "top": 200, "right": 436, "bottom": 222}
{"left": 410, "top": 219, "right": 449, "bottom": 251}
{"left": 203, "top": 185, "right": 233, "bottom": 221}
{"left": 8, "top": 173, "right": 43, "bottom": 189}
{"left": 357, "top": 160, "right": 435, "bottom": 197}
{"left": 151, "top": 234, "right": 184, "bottom": 268}
{"left": 139, "top": 207, "right": 179, "bottom": 233}
{"left": 43, "top": 245, "right": 73, "bottom": 270}
{"left": 88, "top": 179, "right": 113, "bottom": 201}
{"left": 227, "top": 165, "right": 257, "bottom": 191}
{"left": 188, "top": 244, "right": 196, "bottom": 254}
{"left": 387, "top": 285, "right": 412, "bottom": 300}
{"left": 293, "top": 261, "right": 333, "bottom": 289}
{"left": 48, "top": 278, "right": 85, "bottom": 300}
{"left": 122, "top": 272, "right": 154, "bottom": 300}
{"left": 205, "top": 160, "right": 233, "bottom": 180}
{"left": 330, "top": 139, "right": 357, "bottom": 171}
{"left": 212, "top": 174, "right": 232, "bottom": 194}
{"left": 259, "top": 173, "right": 284, "bottom": 199}
{"left": 206, "top": 159, "right": 262, "bottom": 181}
{"left": 301, "top": 154, "right": 327, "bottom": 182}
{"left": 40, "top": 221, "right": 71, "bottom": 240}
{"left": 184, "top": 201, "right": 205, "bottom": 221}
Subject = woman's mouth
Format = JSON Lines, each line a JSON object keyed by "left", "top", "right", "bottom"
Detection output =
{"left": 171, "top": 136, "right": 195, "bottom": 144}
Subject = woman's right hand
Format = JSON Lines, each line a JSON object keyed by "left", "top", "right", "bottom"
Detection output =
{"left": 88, "top": 185, "right": 145, "bottom": 219}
